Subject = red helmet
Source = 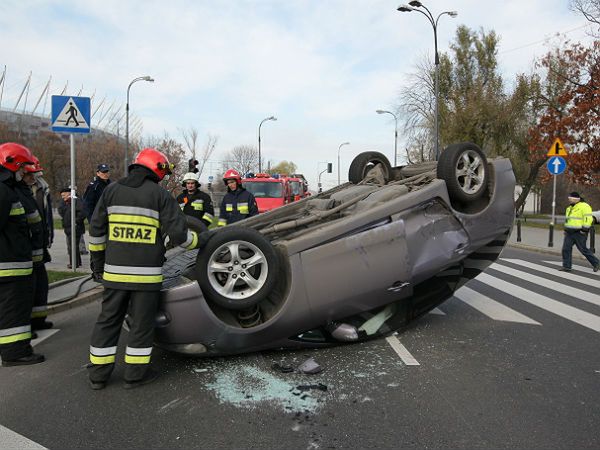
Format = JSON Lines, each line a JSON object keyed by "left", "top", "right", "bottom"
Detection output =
{"left": 0, "top": 142, "right": 35, "bottom": 172}
{"left": 132, "top": 148, "right": 174, "bottom": 181}
{"left": 223, "top": 169, "right": 242, "bottom": 185}
{"left": 24, "top": 155, "right": 43, "bottom": 173}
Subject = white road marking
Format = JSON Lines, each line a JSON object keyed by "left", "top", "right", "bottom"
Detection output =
{"left": 503, "top": 259, "right": 600, "bottom": 289}
{"left": 543, "top": 260, "right": 600, "bottom": 278}
{"left": 489, "top": 264, "right": 600, "bottom": 307}
{"left": 455, "top": 286, "right": 540, "bottom": 325}
{"left": 428, "top": 307, "right": 446, "bottom": 315}
{"left": 385, "top": 335, "right": 420, "bottom": 365}
{"left": 31, "top": 329, "right": 59, "bottom": 347}
{"left": 477, "top": 273, "right": 600, "bottom": 333}
{"left": 0, "top": 424, "right": 46, "bottom": 449}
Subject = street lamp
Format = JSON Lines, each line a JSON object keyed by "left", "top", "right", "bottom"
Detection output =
{"left": 397, "top": 2, "right": 457, "bottom": 160}
{"left": 376, "top": 109, "right": 399, "bottom": 166}
{"left": 337, "top": 142, "right": 350, "bottom": 186}
{"left": 258, "top": 116, "right": 277, "bottom": 173}
{"left": 125, "top": 75, "right": 154, "bottom": 175}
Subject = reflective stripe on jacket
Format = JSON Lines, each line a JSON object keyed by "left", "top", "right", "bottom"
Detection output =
{"left": 565, "top": 201, "right": 594, "bottom": 230}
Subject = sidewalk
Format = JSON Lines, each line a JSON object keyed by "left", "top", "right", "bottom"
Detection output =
{"left": 507, "top": 223, "right": 597, "bottom": 262}
{"left": 47, "top": 229, "right": 91, "bottom": 273}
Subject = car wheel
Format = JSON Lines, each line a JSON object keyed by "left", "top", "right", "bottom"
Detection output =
{"left": 437, "top": 142, "right": 489, "bottom": 202}
{"left": 196, "top": 227, "right": 278, "bottom": 310}
{"left": 348, "top": 151, "right": 392, "bottom": 184}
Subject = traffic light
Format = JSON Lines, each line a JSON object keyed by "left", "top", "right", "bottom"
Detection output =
{"left": 327, "top": 163, "right": 333, "bottom": 173}
{"left": 188, "top": 158, "right": 199, "bottom": 173}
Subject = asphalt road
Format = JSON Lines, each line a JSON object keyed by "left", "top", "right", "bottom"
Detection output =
{"left": 0, "top": 247, "right": 599, "bottom": 449}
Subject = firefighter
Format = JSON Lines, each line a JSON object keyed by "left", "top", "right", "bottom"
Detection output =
{"left": 176, "top": 172, "right": 215, "bottom": 227}
{"left": 0, "top": 142, "right": 44, "bottom": 366}
{"left": 20, "top": 157, "right": 52, "bottom": 330}
{"left": 88, "top": 148, "right": 202, "bottom": 390}
{"left": 560, "top": 192, "right": 600, "bottom": 272}
{"left": 218, "top": 169, "right": 259, "bottom": 226}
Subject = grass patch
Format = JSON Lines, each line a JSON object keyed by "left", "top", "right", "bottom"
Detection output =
{"left": 53, "top": 218, "right": 63, "bottom": 230}
{"left": 47, "top": 270, "right": 86, "bottom": 283}
{"left": 519, "top": 220, "right": 599, "bottom": 232}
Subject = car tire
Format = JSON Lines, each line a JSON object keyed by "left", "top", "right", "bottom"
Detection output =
{"left": 348, "top": 151, "right": 392, "bottom": 184}
{"left": 196, "top": 227, "right": 278, "bottom": 310}
{"left": 437, "top": 142, "right": 489, "bottom": 203}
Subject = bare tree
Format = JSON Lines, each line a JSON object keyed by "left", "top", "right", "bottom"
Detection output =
{"left": 570, "top": 0, "right": 600, "bottom": 35}
{"left": 196, "top": 133, "right": 218, "bottom": 178}
{"left": 179, "top": 126, "right": 199, "bottom": 159}
{"left": 221, "top": 145, "right": 258, "bottom": 176}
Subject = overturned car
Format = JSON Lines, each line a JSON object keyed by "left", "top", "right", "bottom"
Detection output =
{"left": 155, "top": 142, "right": 515, "bottom": 355}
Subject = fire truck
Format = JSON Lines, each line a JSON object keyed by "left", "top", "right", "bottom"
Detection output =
{"left": 242, "top": 173, "right": 309, "bottom": 213}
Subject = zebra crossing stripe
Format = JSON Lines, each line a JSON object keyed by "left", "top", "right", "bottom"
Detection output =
{"left": 0, "top": 424, "right": 45, "bottom": 449}
{"left": 477, "top": 273, "right": 600, "bottom": 333}
{"left": 543, "top": 260, "right": 600, "bottom": 281}
{"left": 386, "top": 335, "right": 420, "bottom": 365}
{"left": 489, "top": 264, "right": 600, "bottom": 307}
{"left": 428, "top": 307, "right": 446, "bottom": 315}
{"left": 454, "top": 286, "right": 540, "bottom": 325}
{"left": 503, "top": 259, "right": 600, "bottom": 289}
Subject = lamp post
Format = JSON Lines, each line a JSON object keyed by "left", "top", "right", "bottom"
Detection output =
{"left": 337, "top": 141, "right": 350, "bottom": 186}
{"left": 397, "top": 1, "right": 457, "bottom": 161}
{"left": 376, "top": 109, "right": 398, "bottom": 166}
{"left": 258, "top": 116, "right": 277, "bottom": 173}
{"left": 125, "top": 75, "right": 154, "bottom": 175}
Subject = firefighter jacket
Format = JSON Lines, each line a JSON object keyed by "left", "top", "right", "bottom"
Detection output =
{"left": 83, "top": 177, "right": 110, "bottom": 222}
{"left": 176, "top": 189, "right": 215, "bottom": 226}
{"left": 218, "top": 186, "right": 259, "bottom": 226}
{"left": 89, "top": 166, "right": 199, "bottom": 291}
{"left": 16, "top": 183, "right": 45, "bottom": 265}
{"left": 565, "top": 201, "right": 594, "bottom": 232}
{"left": 0, "top": 166, "right": 33, "bottom": 282}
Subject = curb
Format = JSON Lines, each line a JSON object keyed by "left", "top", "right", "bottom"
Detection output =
{"left": 507, "top": 242, "right": 588, "bottom": 261}
{"left": 47, "top": 286, "right": 103, "bottom": 315}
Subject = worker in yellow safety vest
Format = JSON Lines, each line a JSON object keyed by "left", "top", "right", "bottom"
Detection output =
{"left": 560, "top": 192, "right": 599, "bottom": 273}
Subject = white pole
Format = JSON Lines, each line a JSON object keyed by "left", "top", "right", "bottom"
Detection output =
{"left": 70, "top": 134, "right": 77, "bottom": 272}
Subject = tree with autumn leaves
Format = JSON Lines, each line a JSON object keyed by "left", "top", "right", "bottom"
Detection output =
{"left": 518, "top": 40, "right": 600, "bottom": 212}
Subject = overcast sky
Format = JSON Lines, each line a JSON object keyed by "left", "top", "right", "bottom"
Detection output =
{"left": 0, "top": 0, "right": 594, "bottom": 189}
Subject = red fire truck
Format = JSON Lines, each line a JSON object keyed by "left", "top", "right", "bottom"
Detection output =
{"left": 242, "top": 173, "right": 309, "bottom": 213}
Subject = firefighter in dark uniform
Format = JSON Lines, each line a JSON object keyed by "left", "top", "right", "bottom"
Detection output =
{"left": 0, "top": 142, "right": 44, "bottom": 366}
{"left": 88, "top": 148, "right": 201, "bottom": 389}
{"left": 218, "top": 169, "right": 259, "bottom": 227}
{"left": 176, "top": 172, "right": 215, "bottom": 227}
{"left": 17, "top": 157, "right": 48, "bottom": 332}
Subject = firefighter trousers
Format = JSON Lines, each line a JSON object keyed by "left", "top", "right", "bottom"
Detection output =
{"left": 88, "top": 288, "right": 159, "bottom": 383}
{"left": 31, "top": 264, "right": 49, "bottom": 328}
{"left": 0, "top": 277, "right": 34, "bottom": 361}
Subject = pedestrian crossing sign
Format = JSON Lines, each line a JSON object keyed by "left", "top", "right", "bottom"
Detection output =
{"left": 546, "top": 137, "right": 567, "bottom": 156}
{"left": 51, "top": 95, "right": 91, "bottom": 134}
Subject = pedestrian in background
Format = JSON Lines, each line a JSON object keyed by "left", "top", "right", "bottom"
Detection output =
{"left": 0, "top": 142, "right": 44, "bottom": 366}
{"left": 58, "top": 187, "right": 85, "bottom": 269}
{"left": 560, "top": 192, "right": 599, "bottom": 272}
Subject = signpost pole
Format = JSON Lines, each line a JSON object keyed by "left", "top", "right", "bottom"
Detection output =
{"left": 548, "top": 173, "right": 556, "bottom": 248}
{"left": 70, "top": 133, "right": 77, "bottom": 271}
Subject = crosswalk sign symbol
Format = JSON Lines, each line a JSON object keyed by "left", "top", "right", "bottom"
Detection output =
{"left": 51, "top": 95, "right": 91, "bottom": 134}
{"left": 546, "top": 137, "right": 567, "bottom": 156}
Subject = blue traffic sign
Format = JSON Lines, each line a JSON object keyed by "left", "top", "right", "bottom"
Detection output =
{"left": 547, "top": 156, "right": 566, "bottom": 175}
{"left": 51, "top": 95, "right": 91, "bottom": 134}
